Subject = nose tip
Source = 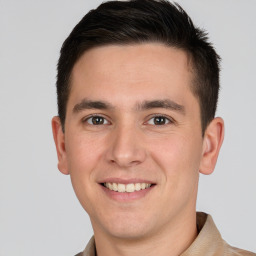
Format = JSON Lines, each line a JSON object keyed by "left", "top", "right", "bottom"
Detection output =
{"left": 107, "top": 127, "right": 146, "bottom": 168}
{"left": 109, "top": 153, "right": 142, "bottom": 167}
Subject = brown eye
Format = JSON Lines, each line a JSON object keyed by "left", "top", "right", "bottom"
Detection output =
{"left": 154, "top": 116, "right": 167, "bottom": 125}
{"left": 86, "top": 116, "right": 108, "bottom": 125}
{"left": 147, "top": 116, "right": 171, "bottom": 125}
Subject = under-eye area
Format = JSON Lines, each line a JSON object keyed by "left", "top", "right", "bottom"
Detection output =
{"left": 100, "top": 183, "right": 156, "bottom": 193}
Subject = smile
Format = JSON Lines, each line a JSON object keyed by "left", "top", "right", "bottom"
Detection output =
{"left": 103, "top": 182, "right": 152, "bottom": 193}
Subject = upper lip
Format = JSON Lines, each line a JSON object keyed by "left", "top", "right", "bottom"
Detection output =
{"left": 99, "top": 178, "right": 156, "bottom": 185}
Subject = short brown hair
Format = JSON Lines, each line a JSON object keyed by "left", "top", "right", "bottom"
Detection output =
{"left": 56, "top": 0, "right": 220, "bottom": 134}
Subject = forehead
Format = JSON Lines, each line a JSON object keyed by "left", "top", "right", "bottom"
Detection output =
{"left": 69, "top": 43, "right": 196, "bottom": 108}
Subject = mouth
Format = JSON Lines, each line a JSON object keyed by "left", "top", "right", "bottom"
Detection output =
{"left": 101, "top": 182, "right": 154, "bottom": 193}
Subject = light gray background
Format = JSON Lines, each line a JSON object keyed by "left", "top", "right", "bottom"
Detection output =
{"left": 0, "top": 0, "right": 255, "bottom": 255}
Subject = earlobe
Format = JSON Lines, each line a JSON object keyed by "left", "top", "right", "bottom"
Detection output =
{"left": 51, "top": 116, "right": 69, "bottom": 175}
{"left": 199, "top": 117, "right": 224, "bottom": 175}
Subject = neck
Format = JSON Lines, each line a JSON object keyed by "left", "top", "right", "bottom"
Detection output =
{"left": 93, "top": 211, "right": 198, "bottom": 256}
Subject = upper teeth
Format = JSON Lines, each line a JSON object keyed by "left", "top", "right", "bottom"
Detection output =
{"left": 104, "top": 182, "right": 152, "bottom": 193}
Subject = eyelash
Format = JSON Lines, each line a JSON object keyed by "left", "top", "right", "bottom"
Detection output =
{"left": 82, "top": 114, "right": 175, "bottom": 126}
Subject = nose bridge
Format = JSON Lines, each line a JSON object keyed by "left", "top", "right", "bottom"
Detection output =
{"left": 107, "top": 121, "right": 146, "bottom": 167}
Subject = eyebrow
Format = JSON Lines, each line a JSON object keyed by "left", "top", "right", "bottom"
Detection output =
{"left": 73, "top": 99, "right": 185, "bottom": 115}
{"left": 136, "top": 99, "right": 185, "bottom": 114}
{"left": 73, "top": 99, "right": 113, "bottom": 113}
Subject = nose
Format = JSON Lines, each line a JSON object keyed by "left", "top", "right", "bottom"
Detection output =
{"left": 106, "top": 124, "right": 147, "bottom": 168}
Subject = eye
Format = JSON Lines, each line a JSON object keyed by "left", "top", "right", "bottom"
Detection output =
{"left": 147, "top": 115, "right": 172, "bottom": 125}
{"left": 85, "top": 116, "right": 109, "bottom": 125}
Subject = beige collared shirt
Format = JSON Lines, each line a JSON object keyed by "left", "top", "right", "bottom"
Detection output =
{"left": 76, "top": 212, "right": 255, "bottom": 256}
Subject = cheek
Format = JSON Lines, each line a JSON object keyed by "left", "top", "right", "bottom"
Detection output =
{"left": 66, "top": 133, "right": 105, "bottom": 174}
{"left": 145, "top": 134, "right": 202, "bottom": 219}
{"left": 65, "top": 134, "right": 106, "bottom": 213}
{"left": 149, "top": 133, "right": 202, "bottom": 188}
{"left": 151, "top": 134, "right": 201, "bottom": 166}
{"left": 65, "top": 133, "right": 106, "bottom": 201}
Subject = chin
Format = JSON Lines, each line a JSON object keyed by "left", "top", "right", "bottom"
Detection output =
{"left": 107, "top": 225, "right": 150, "bottom": 241}
{"left": 94, "top": 213, "right": 154, "bottom": 240}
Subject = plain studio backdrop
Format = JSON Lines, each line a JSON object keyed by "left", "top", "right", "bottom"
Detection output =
{"left": 0, "top": 0, "right": 255, "bottom": 255}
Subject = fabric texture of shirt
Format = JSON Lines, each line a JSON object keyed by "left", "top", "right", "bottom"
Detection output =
{"left": 75, "top": 212, "right": 255, "bottom": 256}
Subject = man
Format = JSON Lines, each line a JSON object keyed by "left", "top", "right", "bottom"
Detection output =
{"left": 52, "top": 0, "right": 255, "bottom": 255}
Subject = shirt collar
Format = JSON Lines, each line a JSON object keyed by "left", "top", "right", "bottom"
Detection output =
{"left": 181, "top": 212, "right": 225, "bottom": 255}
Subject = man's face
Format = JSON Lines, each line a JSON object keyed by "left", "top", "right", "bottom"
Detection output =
{"left": 56, "top": 43, "right": 207, "bottom": 239}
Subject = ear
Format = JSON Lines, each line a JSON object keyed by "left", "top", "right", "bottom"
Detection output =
{"left": 199, "top": 117, "right": 224, "bottom": 175}
{"left": 51, "top": 116, "right": 69, "bottom": 175}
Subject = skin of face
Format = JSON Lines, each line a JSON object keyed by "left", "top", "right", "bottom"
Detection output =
{"left": 52, "top": 43, "right": 224, "bottom": 253}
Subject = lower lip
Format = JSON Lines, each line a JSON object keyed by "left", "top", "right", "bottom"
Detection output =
{"left": 100, "top": 184, "right": 155, "bottom": 201}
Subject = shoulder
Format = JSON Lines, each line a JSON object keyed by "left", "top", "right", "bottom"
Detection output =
{"left": 193, "top": 213, "right": 255, "bottom": 256}
{"left": 224, "top": 242, "right": 256, "bottom": 256}
{"left": 74, "top": 237, "right": 96, "bottom": 256}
